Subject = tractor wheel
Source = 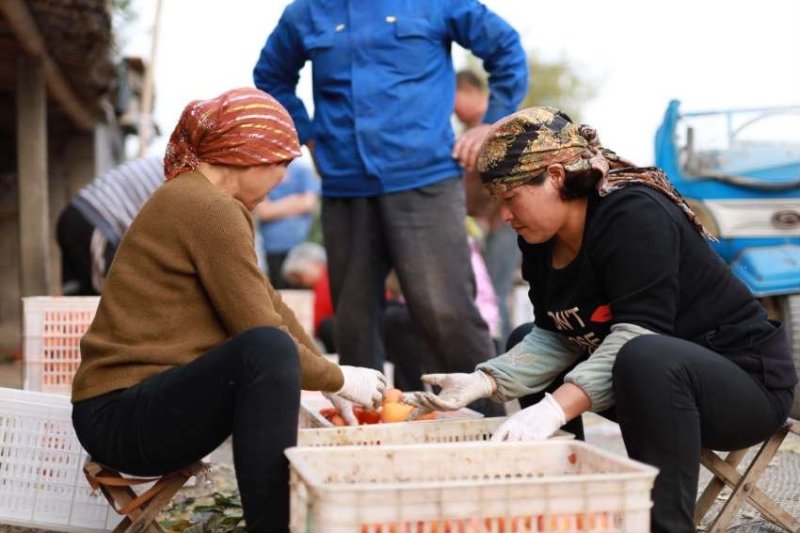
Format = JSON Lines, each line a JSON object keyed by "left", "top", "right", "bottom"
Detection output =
{"left": 779, "top": 293, "right": 800, "bottom": 419}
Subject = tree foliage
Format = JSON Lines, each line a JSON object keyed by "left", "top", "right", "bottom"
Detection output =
{"left": 465, "top": 50, "right": 598, "bottom": 123}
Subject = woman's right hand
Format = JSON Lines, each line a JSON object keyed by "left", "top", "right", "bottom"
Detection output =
{"left": 406, "top": 371, "right": 496, "bottom": 411}
{"left": 335, "top": 365, "right": 387, "bottom": 410}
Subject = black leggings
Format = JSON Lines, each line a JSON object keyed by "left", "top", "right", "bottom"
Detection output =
{"left": 508, "top": 323, "right": 793, "bottom": 533}
{"left": 72, "top": 327, "right": 301, "bottom": 533}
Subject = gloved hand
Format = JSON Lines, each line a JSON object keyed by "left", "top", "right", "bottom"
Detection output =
{"left": 405, "top": 371, "right": 496, "bottom": 411}
{"left": 335, "top": 365, "right": 387, "bottom": 410}
{"left": 322, "top": 366, "right": 386, "bottom": 426}
{"left": 490, "top": 393, "right": 566, "bottom": 442}
{"left": 321, "top": 391, "right": 358, "bottom": 425}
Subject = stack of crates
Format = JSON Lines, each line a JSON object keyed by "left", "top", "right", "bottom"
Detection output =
{"left": 22, "top": 296, "right": 100, "bottom": 395}
{"left": 21, "top": 292, "right": 316, "bottom": 395}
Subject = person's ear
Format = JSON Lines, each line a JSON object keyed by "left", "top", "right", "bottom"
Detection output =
{"left": 546, "top": 164, "right": 566, "bottom": 189}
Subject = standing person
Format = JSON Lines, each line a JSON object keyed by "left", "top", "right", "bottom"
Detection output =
{"left": 56, "top": 157, "right": 163, "bottom": 295}
{"left": 281, "top": 242, "right": 336, "bottom": 353}
{"left": 455, "top": 69, "right": 520, "bottom": 342}
{"left": 254, "top": 158, "right": 319, "bottom": 288}
{"left": 71, "top": 88, "right": 386, "bottom": 533}
{"left": 254, "top": 1, "right": 527, "bottom": 414}
{"left": 408, "top": 107, "right": 796, "bottom": 532}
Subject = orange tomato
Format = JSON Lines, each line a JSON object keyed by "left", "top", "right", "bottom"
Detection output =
{"left": 329, "top": 414, "right": 347, "bottom": 426}
{"left": 383, "top": 387, "right": 404, "bottom": 405}
{"left": 380, "top": 402, "right": 415, "bottom": 423}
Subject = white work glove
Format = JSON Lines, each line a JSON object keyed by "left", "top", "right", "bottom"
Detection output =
{"left": 491, "top": 393, "right": 566, "bottom": 442}
{"left": 334, "top": 365, "right": 387, "bottom": 409}
{"left": 322, "top": 366, "right": 387, "bottom": 426}
{"left": 405, "top": 371, "right": 496, "bottom": 411}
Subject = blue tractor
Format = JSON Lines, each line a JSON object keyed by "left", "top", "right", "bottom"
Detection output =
{"left": 655, "top": 100, "right": 800, "bottom": 417}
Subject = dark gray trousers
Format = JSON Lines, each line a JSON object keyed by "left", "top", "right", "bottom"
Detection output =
{"left": 322, "top": 177, "right": 501, "bottom": 414}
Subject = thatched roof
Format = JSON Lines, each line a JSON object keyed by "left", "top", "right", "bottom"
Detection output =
{"left": 27, "top": 0, "right": 115, "bottom": 108}
{"left": 0, "top": 0, "right": 116, "bottom": 129}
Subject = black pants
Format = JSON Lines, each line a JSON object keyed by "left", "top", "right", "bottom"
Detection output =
{"left": 266, "top": 252, "right": 290, "bottom": 289}
{"left": 322, "top": 177, "right": 502, "bottom": 416}
{"left": 509, "top": 323, "right": 793, "bottom": 533}
{"left": 56, "top": 204, "right": 98, "bottom": 295}
{"left": 72, "top": 327, "right": 301, "bottom": 533}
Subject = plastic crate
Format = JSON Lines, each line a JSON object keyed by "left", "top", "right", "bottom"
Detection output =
{"left": 21, "top": 292, "right": 315, "bottom": 395}
{"left": 22, "top": 296, "right": 100, "bottom": 394}
{"left": 299, "top": 395, "right": 483, "bottom": 429}
{"left": 0, "top": 387, "right": 116, "bottom": 532}
{"left": 298, "top": 416, "right": 573, "bottom": 447}
{"left": 286, "top": 440, "right": 658, "bottom": 533}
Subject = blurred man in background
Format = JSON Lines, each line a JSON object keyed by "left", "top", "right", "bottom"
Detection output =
{"left": 455, "top": 69, "right": 521, "bottom": 342}
{"left": 254, "top": 1, "right": 527, "bottom": 414}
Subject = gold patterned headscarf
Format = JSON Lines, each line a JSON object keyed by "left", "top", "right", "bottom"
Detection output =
{"left": 477, "top": 106, "right": 715, "bottom": 240}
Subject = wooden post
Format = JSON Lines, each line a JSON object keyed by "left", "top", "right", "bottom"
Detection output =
{"left": 138, "top": 0, "right": 163, "bottom": 157}
{"left": 17, "top": 54, "right": 52, "bottom": 297}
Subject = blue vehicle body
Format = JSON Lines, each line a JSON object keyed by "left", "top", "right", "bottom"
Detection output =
{"left": 654, "top": 100, "right": 800, "bottom": 298}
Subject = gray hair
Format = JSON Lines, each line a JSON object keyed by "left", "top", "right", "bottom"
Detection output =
{"left": 281, "top": 242, "right": 327, "bottom": 279}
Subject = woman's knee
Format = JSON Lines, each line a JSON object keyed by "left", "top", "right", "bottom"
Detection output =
{"left": 232, "top": 327, "right": 300, "bottom": 380}
{"left": 613, "top": 334, "right": 684, "bottom": 387}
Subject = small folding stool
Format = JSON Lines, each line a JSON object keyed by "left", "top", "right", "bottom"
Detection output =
{"left": 84, "top": 459, "right": 207, "bottom": 533}
{"left": 695, "top": 418, "right": 800, "bottom": 532}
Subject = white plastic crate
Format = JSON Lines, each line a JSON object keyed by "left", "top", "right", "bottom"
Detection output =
{"left": 22, "top": 296, "right": 100, "bottom": 394}
{"left": 286, "top": 440, "right": 658, "bottom": 533}
{"left": 21, "top": 292, "right": 315, "bottom": 395}
{"left": 0, "top": 387, "right": 116, "bottom": 532}
{"left": 299, "top": 395, "right": 483, "bottom": 429}
{"left": 298, "top": 416, "right": 572, "bottom": 447}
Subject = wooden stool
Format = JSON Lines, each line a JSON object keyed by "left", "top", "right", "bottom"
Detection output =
{"left": 84, "top": 459, "right": 207, "bottom": 533}
{"left": 695, "top": 418, "right": 800, "bottom": 532}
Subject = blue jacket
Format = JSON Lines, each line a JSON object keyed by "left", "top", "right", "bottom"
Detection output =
{"left": 254, "top": 0, "right": 528, "bottom": 197}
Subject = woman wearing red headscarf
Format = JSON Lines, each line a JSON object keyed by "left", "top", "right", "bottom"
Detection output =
{"left": 71, "top": 88, "right": 386, "bottom": 533}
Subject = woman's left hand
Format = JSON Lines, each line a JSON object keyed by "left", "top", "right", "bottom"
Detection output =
{"left": 491, "top": 393, "right": 567, "bottom": 442}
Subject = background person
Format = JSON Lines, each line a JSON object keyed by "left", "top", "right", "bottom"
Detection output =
{"left": 408, "top": 107, "right": 797, "bottom": 532}
{"left": 454, "top": 69, "right": 520, "bottom": 342}
{"left": 281, "top": 242, "right": 335, "bottom": 353}
{"left": 253, "top": 0, "right": 527, "bottom": 415}
{"left": 254, "top": 158, "right": 319, "bottom": 288}
{"left": 56, "top": 156, "right": 163, "bottom": 295}
{"left": 70, "top": 88, "right": 386, "bottom": 533}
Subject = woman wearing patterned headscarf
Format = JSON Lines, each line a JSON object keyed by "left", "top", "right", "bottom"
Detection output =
{"left": 71, "top": 88, "right": 386, "bottom": 533}
{"left": 408, "top": 107, "right": 796, "bottom": 531}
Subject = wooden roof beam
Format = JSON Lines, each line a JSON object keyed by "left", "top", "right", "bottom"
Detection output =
{"left": 0, "top": 0, "right": 98, "bottom": 130}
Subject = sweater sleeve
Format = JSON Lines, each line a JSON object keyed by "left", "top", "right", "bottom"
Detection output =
{"left": 476, "top": 325, "right": 582, "bottom": 402}
{"left": 564, "top": 323, "right": 654, "bottom": 412}
{"left": 189, "top": 199, "right": 343, "bottom": 392}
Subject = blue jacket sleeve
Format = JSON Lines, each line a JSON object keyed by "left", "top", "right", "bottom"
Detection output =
{"left": 444, "top": 0, "right": 528, "bottom": 123}
{"left": 253, "top": 6, "right": 313, "bottom": 145}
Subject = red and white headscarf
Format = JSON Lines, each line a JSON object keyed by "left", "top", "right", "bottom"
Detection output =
{"left": 163, "top": 87, "right": 301, "bottom": 180}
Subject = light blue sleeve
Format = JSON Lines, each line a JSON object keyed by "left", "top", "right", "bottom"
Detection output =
{"left": 476, "top": 325, "right": 582, "bottom": 402}
{"left": 564, "top": 323, "right": 655, "bottom": 412}
{"left": 443, "top": 0, "right": 528, "bottom": 123}
{"left": 294, "top": 161, "right": 320, "bottom": 195}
